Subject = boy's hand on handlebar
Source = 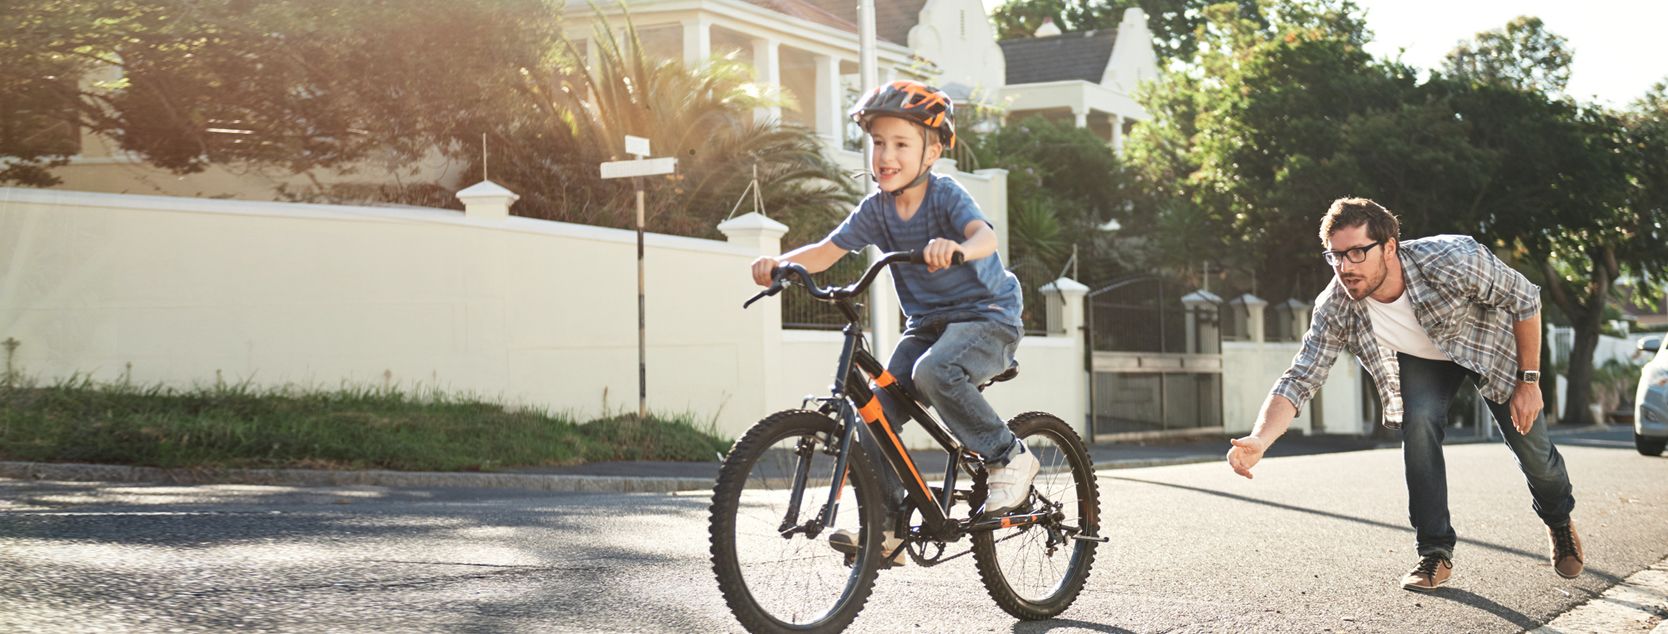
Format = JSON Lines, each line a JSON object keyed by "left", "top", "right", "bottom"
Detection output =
{"left": 923, "top": 238, "right": 964, "bottom": 272}
{"left": 750, "top": 256, "right": 780, "bottom": 287}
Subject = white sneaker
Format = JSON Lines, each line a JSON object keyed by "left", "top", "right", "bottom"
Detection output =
{"left": 982, "top": 445, "right": 1039, "bottom": 515}
{"left": 828, "top": 529, "right": 906, "bottom": 567}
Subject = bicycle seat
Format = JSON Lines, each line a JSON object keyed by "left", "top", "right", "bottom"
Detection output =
{"left": 976, "top": 361, "right": 1019, "bottom": 392}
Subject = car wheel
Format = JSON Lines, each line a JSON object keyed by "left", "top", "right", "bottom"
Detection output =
{"left": 1636, "top": 433, "right": 1667, "bottom": 456}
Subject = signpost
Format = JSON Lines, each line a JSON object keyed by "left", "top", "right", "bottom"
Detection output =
{"left": 600, "top": 135, "right": 677, "bottom": 419}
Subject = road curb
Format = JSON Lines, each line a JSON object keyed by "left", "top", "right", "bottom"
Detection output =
{"left": 0, "top": 455, "right": 1227, "bottom": 495}
{"left": 0, "top": 461, "right": 714, "bottom": 495}
{"left": 0, "top": 426, "right": 1609, "bottom": 495}
{"left": 1532, "top": 556, "right": 1668, "bottom": 633}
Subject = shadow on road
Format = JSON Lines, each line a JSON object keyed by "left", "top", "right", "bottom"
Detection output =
{"left": 1107, "top": 473, "right": 1547, "bottom": 560}
{"left": 1418, "top": 587, "right": 1539, "bottom": 630}
{"left": 1100, "top": 475, "right": 1623, "bottom": 585}
{"left": 1013, "top": 617, "right": 1136, "bottom": 633}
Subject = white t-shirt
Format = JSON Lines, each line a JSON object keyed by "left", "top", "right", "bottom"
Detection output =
{"left": 1364, "top": 291, "right": 1449, "bottom": 361}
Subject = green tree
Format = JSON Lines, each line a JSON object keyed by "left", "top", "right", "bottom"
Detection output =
{"left": 1, "top": 1, "right": 857, "bottom": 237}
{"left": 1441, "top": 22, "right": 1668, "bottom": 423}
{"left": 1, "top": 0, "right": 557, "bottom": 189}
{"left": 1442, "top": 16, "right": 1573, "bottom": 96}
{"left": 965, "top": 116, "right": 1135, "bottom": 288}
{"left": 1126, "top": 0, "right": 1491, "bottom": 299}
{"left": 989, "top": 0, "right": 1262, "bottom": 61}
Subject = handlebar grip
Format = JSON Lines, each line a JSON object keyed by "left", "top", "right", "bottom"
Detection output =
{"left": 906, "top": 250, "right": 966, "bottom": 266}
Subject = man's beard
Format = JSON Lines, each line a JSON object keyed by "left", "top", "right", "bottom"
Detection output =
{"left": 1339, "top": 269, "right": 1382, "bottom": 300}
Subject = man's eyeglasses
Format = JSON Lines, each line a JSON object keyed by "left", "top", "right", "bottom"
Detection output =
{"left": 1321, "top": 240, "right": 1384, "bottom": 266}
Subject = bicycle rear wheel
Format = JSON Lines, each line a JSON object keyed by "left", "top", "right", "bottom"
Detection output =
{"left": 971, "top": 411, "right": 1101, "bottom": 620}
{"left": 709, "top": 410, "right": 885, "bottom": 633}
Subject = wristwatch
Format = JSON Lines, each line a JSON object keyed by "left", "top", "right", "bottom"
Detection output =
{"left": 1518, "top": 370, "right": 1541, "bottom": 384}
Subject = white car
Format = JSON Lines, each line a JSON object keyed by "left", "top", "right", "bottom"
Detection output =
{"left": 1637, "top": 336, "right": 1668, "bottom": 456}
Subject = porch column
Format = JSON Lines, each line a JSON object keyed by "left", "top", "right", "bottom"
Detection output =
{"left": 752, "top": 37, "right": 781, "bottom": 124}
{"left": 683, "top": 19, "right": 710, "bottom": 67}
{"left": 815, "top": 53, "right": 843, "bottom": 144}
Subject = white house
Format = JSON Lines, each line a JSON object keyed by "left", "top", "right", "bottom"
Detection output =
{"left": 564, "top": 0, "right": 1158, "bottom": 154}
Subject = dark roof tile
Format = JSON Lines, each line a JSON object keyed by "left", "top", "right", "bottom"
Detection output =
{"left": 997, "top": 30, "right": 1117, "bottom": 85}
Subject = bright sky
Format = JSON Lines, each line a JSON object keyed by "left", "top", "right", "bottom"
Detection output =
{"left": 980, "top": 0, "right": 1668, "bottom": 107}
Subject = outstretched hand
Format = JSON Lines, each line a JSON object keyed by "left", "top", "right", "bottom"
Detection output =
{"left": 1226, "top": 436, "right": 1267, "bottom": 479}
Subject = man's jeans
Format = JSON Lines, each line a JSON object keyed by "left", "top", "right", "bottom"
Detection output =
{"left": 1398, "top": 353, "right": 1576, "bottom": 560}
{"left": 858, "top": 316, "right": 1021, "bottom": 508}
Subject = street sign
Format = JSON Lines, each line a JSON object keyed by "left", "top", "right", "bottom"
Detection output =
{"left": 600, "top": 157, "right": 677, "bottom": 180}
{"left": 597, "top": 136, "right": 679, "bottom": 420}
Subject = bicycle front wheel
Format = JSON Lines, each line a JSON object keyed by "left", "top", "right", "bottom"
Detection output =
{"left": 971, "top": 411, "right": 1101, "bottom": 620}
{"left": 709, "top": 410, "right": 886, "bottom": 633}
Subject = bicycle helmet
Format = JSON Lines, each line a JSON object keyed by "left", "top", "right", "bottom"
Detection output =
{"left": 849, "top": 80, "right": 956, "bottom": 151}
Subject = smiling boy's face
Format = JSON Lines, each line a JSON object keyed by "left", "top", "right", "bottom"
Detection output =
{"left": 869, "top": 116, "right": 941, "bottom": 192}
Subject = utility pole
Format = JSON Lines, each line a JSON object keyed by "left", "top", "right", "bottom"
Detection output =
{"left": 858, "top": 0, "right": 896, "bottom": 358}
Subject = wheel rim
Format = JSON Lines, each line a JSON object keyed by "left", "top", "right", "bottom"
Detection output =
{"left": 726, "top": 425, "right": 871, "bottom": 627}
{"left": 985, "top": 428, "right": 1092, "bottom": 604}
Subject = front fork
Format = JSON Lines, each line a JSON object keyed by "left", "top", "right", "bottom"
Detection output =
{"left": 778, "top": 400, "right": 861, "bottom": 538}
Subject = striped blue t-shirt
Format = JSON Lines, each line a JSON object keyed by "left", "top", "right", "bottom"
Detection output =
{"left": 829, "top": 173, "right": 1023, "bottom": 331}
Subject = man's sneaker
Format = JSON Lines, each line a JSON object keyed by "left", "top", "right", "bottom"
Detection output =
{"left": 982, "top": 445, "right": 1040, "bottom": 516}
{"left": 1400, "top": 555, "right": 1453, "bottom": 591}
{"left": 1549, "top": 521, "right": 1585, "bottom": 579}
{"left": 828, "top": 529, "right": 906, "bottom": 567}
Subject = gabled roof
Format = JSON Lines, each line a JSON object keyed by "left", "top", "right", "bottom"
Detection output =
{"left": 998, "top": 29, "right": 1117, "bottom": 85}
{"left": 740, "top": 0, "right": 859, "bottom": 34}
{"left": 789, "top": 0, "right": 929, "bottom": 45}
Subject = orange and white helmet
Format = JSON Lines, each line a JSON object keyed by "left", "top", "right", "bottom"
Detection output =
{"left": 848, "top": 80, "right": 956, "bottom": 150}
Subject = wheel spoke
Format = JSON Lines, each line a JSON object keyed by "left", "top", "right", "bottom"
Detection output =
{"left": 971, "top": 414, "right": 1100, "bottom": 619}
{"left": 711, "top": 412, "right": 880, "bottom": 629}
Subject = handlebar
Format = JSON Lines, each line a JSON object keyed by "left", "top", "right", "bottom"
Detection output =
{"left": 742, "top": 250, "right": 965, "bottom": 309}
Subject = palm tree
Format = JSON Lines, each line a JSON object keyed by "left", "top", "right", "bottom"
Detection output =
{"left": 479, "top": 6, "right": 858, "bottom": 239}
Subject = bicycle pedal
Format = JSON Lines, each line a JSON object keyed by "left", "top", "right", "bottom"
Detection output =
{"left": 930, "top": 485, "right": 974, "bottom": 501}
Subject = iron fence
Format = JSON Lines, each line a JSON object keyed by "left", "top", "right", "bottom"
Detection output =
{"left": 780, "top": 256, "right": 870, "bottom": 330}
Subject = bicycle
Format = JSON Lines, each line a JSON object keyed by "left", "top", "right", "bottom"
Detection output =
{"left": 708, "top": 250, "right": 1105, "bottom": 633}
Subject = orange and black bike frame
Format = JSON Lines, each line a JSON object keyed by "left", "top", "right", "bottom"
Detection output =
{"left": 746, "top": 251, "right": 1055, "bottom": 541}
{"left": 813, "top": 304, "right": 1053, "bottom": 540}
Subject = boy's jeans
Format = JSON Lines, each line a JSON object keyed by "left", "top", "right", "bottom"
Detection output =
{"left": 857, "top": 316, "right": 1021, "bottom": 508}
{"left": 1398, "top": 353, "right": 1576, "bottom": 560}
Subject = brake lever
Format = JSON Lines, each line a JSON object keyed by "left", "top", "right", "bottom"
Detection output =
{"left": 742, "top": 281, "right": 789, "bottom": 309}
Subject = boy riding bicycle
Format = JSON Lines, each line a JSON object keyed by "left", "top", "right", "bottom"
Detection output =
{"left": 747, "top": 80, "right": 1038, "bottom": 562}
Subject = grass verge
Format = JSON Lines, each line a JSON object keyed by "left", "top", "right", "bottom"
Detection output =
{"left": 0, "top": 377, "right": 729, "bottom": 472}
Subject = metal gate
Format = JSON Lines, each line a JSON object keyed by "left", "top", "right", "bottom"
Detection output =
{"left": 1085, "top": 274, "right": 1223, "bottom": 440}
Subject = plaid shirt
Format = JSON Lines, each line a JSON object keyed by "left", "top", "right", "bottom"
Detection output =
{"left": 1270, "top": 235, "right": 1540, "bottom": 429}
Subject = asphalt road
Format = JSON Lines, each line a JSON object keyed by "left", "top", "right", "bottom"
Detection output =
{"left": 1, "top": 428, "right": 1664, "bottom": 633}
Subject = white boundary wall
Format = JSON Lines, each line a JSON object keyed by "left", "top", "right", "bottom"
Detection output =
{"left": 1222, "top": 342, "right": 1370, "bottom": 436}
{"left": 0, "top": 187, "right": 1085, "bottom": 445}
